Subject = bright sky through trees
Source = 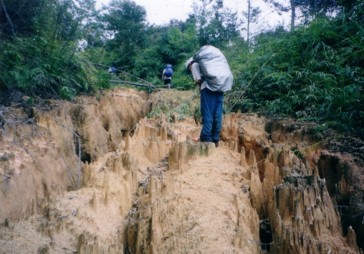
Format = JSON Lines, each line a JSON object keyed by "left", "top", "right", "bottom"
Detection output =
{"left": 96, "top": 0, "right": 289, "bottom": 31}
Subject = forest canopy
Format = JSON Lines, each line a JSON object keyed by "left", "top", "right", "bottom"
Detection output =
{"left": 0, "top": 0, "right": 363, "bottom": 134}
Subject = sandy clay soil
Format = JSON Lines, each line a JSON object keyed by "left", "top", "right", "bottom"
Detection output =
{"left": 0, "top": 88, "right": 363, "bottom": 253}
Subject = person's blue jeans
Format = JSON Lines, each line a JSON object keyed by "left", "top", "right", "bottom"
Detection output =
{"left": 200, "top": 88, "right": 224, "bottom": 144}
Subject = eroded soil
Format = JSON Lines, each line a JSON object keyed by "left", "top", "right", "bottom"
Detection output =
{"left": 0, "top": 88, "right": 363, "bottom": 254}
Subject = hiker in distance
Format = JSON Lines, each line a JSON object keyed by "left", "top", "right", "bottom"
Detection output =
{"left": 162, "top": 64, "right": 174, "bottom": 88}
{"left": 185, "top": 45, "right": 233, "bottom": 147}
{"left": 108, "top": 63, "right": 117, "bottom": 75}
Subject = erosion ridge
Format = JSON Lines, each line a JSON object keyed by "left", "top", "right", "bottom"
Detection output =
{"left": 0, "top": 87, "right": 362, "bottom": 253}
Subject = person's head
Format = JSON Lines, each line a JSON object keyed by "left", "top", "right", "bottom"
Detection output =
{"left": 184, "top": 57, "right": 194, "bottom": 72}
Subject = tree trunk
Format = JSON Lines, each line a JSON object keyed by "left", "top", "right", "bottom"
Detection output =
{"left": 247, "top": 0, "right": 251, "bottom": 46}
{"left": 290, "top": 0, "right": 296, "bottom": 32}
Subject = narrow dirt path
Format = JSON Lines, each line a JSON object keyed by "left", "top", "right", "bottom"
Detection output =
{"left": 128, "top": 144, "right": 261, "bottom": 253}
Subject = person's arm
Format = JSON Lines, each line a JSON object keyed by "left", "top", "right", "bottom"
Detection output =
{"left": 190, "top": 62, "right": 203, "bottom": 86}
{"left": 162, "top": 69, "right": 165, "bottom": 79}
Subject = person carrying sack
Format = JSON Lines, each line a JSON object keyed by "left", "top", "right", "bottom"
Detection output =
{"left": 162, "top": 64, "right": 174, "bottom": 88}
{"left": 185, "top": 45, "right": 233, "bottom": 147}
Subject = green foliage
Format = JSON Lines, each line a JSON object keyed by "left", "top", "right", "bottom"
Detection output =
{"left": 102, "top": 0, "right": 147, "bottom": 69}
{"left": 227, "top": 15, "right": 364, "bottom": 133}
{"left": 154, "top": 21, "right": 199, "bottom": 89}
{"left": 109, "top": 19, "right": 199, "bottom": 89}
{"left": 160, "top": 23, "right": 198, "bottom": 63}
{"left": 147, "top": 91, "right": 199, "bottom": 122}
{"left": 133, "top": 46, "right": 163, "bottom": 79}
{"left": 147, "top": 106, "right": 164, "bottom": 119}
{"left": 0, "top": 36, "right": 109, "bottom": 98}
{"left": 0, "top": 0, "right": 110, "bottom": 99}
{"left": 171, "top": 64, "right": 196, "bottom": 91}
{"left": 192, "top": 0, "right": 240, "bottom": 47}
{"left": 1, "top": 0, "right": 363, "bottom": 137}
{"left": 0, "top": 0, "right": 50, "bottom": 38}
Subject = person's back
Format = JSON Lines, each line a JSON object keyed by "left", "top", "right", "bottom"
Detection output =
{"left": 185, "top": 45, "right": 234, "bottom": 147}
{"left": 162, "top": 64, "right": 173, "bottom": 88}
{"left": 193, "top": 45, "right": 233, "bottom": 92}
{"left": 108, "top": 66, "right": 117, "bottom": 75}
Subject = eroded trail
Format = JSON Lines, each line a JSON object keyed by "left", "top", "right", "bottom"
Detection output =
{"left": 127, "top": 144, "right": 260, "bottom": 253}
{"left": 0, "top": 88, "right": 362, "bottom": 254}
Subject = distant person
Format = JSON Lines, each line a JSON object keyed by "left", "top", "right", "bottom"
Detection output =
{"left": 162, "top": 64, "right": 174, "bottom": 88}
{"left": 108, "top": 64, "right": 117, "bottom": 75}
{"left": 185, "top": 45, "right": 233, "bottom": 147}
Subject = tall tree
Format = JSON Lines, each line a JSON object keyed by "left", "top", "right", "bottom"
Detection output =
{"left": 158, "top": 20, "right": 198, "bottom": 64}
{"left": 102, "top": 0, "right": 146, "bottom": 68}
{"left": 192, "top": 0, "right": 239, "bottom": 47}
{"left": 264, "top": 0, "right": 343, "bottom": 31}
{"left": 192, "top": 0, "right": 212, "bottom": 45}
{"left": 0, "top": 0, "right": 94, "bottom": 41}
{"left": 242, "top": 0, "right": 261, "bottom": 46}
{"left": 71, "top": 0, "right": 100, "bottom": 47}
{"left": 300, "top": 0, "right": 338, "bottom": 18}
{"left": 0, "top": 0, "right": 53, "bottom": 38}
{"left": 131, "top": 18, "right": 198, "bottom": 81}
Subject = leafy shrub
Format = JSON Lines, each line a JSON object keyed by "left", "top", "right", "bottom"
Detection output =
{"left": 226, "top": 17, "right": 363, "bottom": 134}
{"left": 0, "top": 36, "right": 109, "bottom": 99}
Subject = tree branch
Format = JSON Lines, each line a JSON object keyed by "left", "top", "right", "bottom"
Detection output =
{"left": 1, "top": 0, "right": 16, "bottom": 37}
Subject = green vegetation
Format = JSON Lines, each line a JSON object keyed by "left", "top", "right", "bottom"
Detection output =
{"left": 227, "top": 12, "right": 364, "bottom": 133}
{"left": 0, "top": 0, "right": 363, "bottom": 134}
